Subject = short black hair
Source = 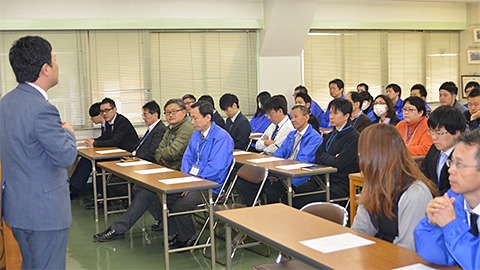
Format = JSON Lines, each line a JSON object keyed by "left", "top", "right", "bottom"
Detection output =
{"left": 427, "top": 105, "right": 466, "bottom": 135}
{"left": 191, "top": 101, "right": 213, "bottom": 121}
{"left": 468, "top": 87, "right": 480, "bottom": 99}
{"left": 294, "top": 85, "right": 308, "bottom": 95}
{"left": 142, "top": 100, "right": 161, "bottom": 118}
{"left": 164, "top": 98, "right": 186, "bottom": 111}
{"left": 329, "top": 78, "right": 344, "bottom": 90}
{"left": 219, "top": 93, "right": 239, "bottom": 110}
{"left": 198, "top": 95, "right": 215, "bottom": 108}
{"left": 182, "top": 94, "right": 196, "bottom": 102}
{"left": 357, "top": 83, "right": 369, "bottom": 91}
{"left": 9, "top": 36, "right": 53, "bottom": 83}
{"left": 295, "top": 92, "right": 312, "bottom": 104}
{"left": 403, "top": 96, "right": 426, "bottom": 117}
{"left": 386, "top": 83, "right": 402, "bottom": 96}
{"left": 466, "top": 81, "right": 480, "bottom": 91}
{"left": 348, "top": 91, "right": 363, "bottom": 105}
{"left": 291, "top": 104, "right": 309, "bottom": 116}
{"left": 89, "top": 102, "right": 101, "bottom": 117}
{"left": 328, "top": 98, "right": 352, "bottom": 118}
{"left": 264, "top": 95, "right": 287, "bottom": 116}
{"left": 411, "top": 84, "right": 427, "bottom": 98}
{"left": 457, "top": 129, "right": 480, "bottom": 170}
{"left": 439, "top": 81, "right": 458, "bottom": 96}
{"left": 101, "top": 97, "right": 116, "bottom": 108}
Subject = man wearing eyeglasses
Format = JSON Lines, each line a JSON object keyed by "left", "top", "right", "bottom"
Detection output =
{"left": 421, "top": 106, "right": 466, "bottom": 195}
{"left": 415, "top": 129, "right": 480, "bottom": 269}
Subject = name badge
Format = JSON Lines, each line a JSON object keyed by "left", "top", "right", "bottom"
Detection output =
{"left": 190, "top": 165, "right": 200, "bottom": 176}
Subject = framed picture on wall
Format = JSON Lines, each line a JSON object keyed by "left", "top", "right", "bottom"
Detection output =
{"left": 467, "top": 49, "right": 480, "bottom": 65}
{"left": 474, "top": 28, "right": 480, "bottom": 43}
{"left": 461, "top": 75, "right": 480, "bottom": 98}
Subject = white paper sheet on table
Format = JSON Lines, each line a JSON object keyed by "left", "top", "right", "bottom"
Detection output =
{"left": 392, "top": 264, "right": 437, "bottom": 270}
{"left": 96, "top": 149, "right": 127, "bottom": 154}
{"left": 77, "top": 146, "right": 89, "bottom": 149}
{"left": 246, "top": 157, "right": 283, "bottom": 163}
{"left": 159, "top": 176, "right": 202, "bottom": 185}
{"left": 135, "top": 168, "right": 173, "bottom": 175}
{"left": 275, "top": 163, "right": 312, "bottom": 170}
{"left": 233, "top": 151, "right": 251, "bottom": 156}
{"left": 116, "top": 160, "right": 151, "bottom": 167}
{"left": 300, "top": 233, "right": 375, "bottom": 253}
{"left": 251, "top": 132, "right": 263, "bottom": 136}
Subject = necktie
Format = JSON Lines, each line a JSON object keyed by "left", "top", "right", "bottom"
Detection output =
{"left": 201, "top": 133, "right": 205, "bottom": 140}
{"left": 471, "top": 213, "right": 479, "bottom": 237}
{"left": 289, "top": 133, "right": 302, "bottom": 160}
{"left": 271, "top": 125, "right": 279, "bottom": 140}
{"left": 437, "top": 152, "right": 448, "bottom": 186}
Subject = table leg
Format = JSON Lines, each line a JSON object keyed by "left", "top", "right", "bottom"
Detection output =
{"left": 92, "top": 159, "right": 98, "bottom": 222}
{"left": 326, "top": 173, "right": 330, "bottom": 202}
{"left": 226, "top": 224, "right": 232, "bottom": 270}
{"left": 208, "top": 189, "right": 216, "bottom": 270}
{"left": 161, "top": 193, "right": 170, "bottom": 270}
{"left": 287, "top": 177, "right": 293, "bottom": 206}
{"left": 349, "top": 179, "right": 356, "bottom": 226}
{"left": 102, "top": 169, "right": 108, "bottom": 229}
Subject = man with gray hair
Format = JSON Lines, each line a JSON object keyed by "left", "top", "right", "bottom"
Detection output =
{"left": 415, "top": 129, "right": 480, "bottom": 269}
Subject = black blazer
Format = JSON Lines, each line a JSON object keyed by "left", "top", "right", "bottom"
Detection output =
{"left": 421, "top": 144, "right": 452, "bottom": 195}
{"left": 308, "top": 113, "right": 320, "bottom": 133}
{"left": 94, "top": 113, "right": 139, "bottom": 152}
{"left": 134, "top": 121, "right": 167, "bottom": 162}
{"left": 213, "top": 110, "right": 226, "bottom": 130}
{"left": 225, "top": 111, "right": 251, "bottom": 150}
{"left": 373, "top": 115, "right": 401, "bottom": 126}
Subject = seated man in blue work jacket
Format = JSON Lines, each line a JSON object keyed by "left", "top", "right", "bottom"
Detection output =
{"left": 168, "top": 101, "right": 234, "bottom": 249}
{"left": 237, "top": 105, "right": 322, "bottom": 209}
{"left": 414, "top": 129, "right": 480, "bottom": 269}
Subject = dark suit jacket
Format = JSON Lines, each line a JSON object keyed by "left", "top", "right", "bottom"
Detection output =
{"left": 0, "top": 83, "right": 77, "bottom": 230}
{"left": 421, "top": 144, "right": 452, "bottom": 195}
{"left": 213, "top": 110, "right": 226, "bottom": 130}
{"left": 373, "top": 115, "right": 401, "bottom": 126}
{"left": 308, "top": 113, "right": 320, "bottom": 133}
{"left": 134, "top": 121, "right": 167, "bottom": 162}
{"left": 94, "top": 113, "right": 139, "bottom": 152}
{"left": 225, "top": 111, "right": 251, "bottom": 150}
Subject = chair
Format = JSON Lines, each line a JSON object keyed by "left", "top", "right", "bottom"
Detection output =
{"left": 202, "top": 163, "right": 270, "bottom": 265}
{"left": 253, "top": 202, "right": 348, "bottom": 270}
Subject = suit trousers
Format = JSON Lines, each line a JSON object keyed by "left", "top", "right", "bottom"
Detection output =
{"left": 12, "top": 227, "right": 69, "bottom": 270}
{"left": 110, "top": 185, "right": 162, "bottom": 233}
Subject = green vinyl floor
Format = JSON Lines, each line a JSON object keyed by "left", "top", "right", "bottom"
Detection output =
{"left": 66, "top": 191, "right": 276, "bottom": 270}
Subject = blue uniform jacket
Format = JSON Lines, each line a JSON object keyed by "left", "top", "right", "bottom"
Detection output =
{"left": 181, "top": 122, "right": 234, "bottom": 195}
{"left": 365, "top": 107, "right": 376, "bottom": 122}
{"left": 320, "top": 95, "right": 344, "bottom": 128}
{"left": 414, "top": 189, "right": 480, "bottom": 269}
{"left": 309, "top": 100, "right": 324, "bottom": 122}
{"left": 250, "top": 113, "right": 272, "bottom": 134}
{"left": 273, "top": 125, "right": 322, "bottom": 186}
{"left": 394, "top": 98, "right": 404, "bottom": 120}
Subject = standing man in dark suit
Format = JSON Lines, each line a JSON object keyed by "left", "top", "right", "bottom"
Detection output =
{"left": 0, "top": 36, "right": 77, "bottom": 269}
{"left": 198, "top": 95, "right": 226, "bottom": 130}
{"left": 421, "top": 105, "right": 466, "bottom": 195}
{"left": 71, "top": 97, "right": 139, "bottom": 199}
{"left": 219, "top": 93, "right": 251, "bottom": 150}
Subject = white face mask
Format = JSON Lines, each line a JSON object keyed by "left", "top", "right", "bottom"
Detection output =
{"left": 373, "top": 104, "right": 388, "bottom": 117}
{"left": 258, "top": 102, "right": 263, "bottom": 109}
{"left": 361, "top": 101, "right": 369, "bottom": 111}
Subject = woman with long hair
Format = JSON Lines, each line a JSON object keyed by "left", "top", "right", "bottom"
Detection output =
{"left": 250, "top": 91, "right": 272, "bottom": 133}
{"left": 372, "top": 94, "right": 400, "bottom": 126}
{"left": 352, "top": 124, "right": 438, "bottom": 251}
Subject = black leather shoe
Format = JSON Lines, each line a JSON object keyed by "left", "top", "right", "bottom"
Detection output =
{"left": 168, "top": 235, "right": 197, "bottom": 250}
{"left": 151, "top": 222, "right": 163, "bottom": 231}
{"left": 85, "top": 201, "right": 103, "bottom": 210}
{"left": 93, "top": 227, "right": 124, "bottom": 242}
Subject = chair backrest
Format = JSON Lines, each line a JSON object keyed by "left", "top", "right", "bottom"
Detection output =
{"left": 223, "top": 163, "right": 269, "bottom": 207}
{"left": 300, "top": 202, "right": 348, "bottom": 226}
{"left": 214, "top": 158, "right": 236, "bottom": 205}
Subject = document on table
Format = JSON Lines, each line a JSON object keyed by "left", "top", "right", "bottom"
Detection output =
{"left": 250, "top": 132, "right": 263, "bottom": 136}
{"left": 233, "top": 151, "right": 251, "bottom": 156}
{"left": 116, "top": 160, "right": 152, "bottom": 167}
{"left": 96, "top": 149, "right": 127, "bottom": 154}
{"left": 135, "top": 168, "right": 173, "bottom": 175}
{"left": 392, "top": 264, "right": 436, "bottom": 270}
{"left": 77, "top": 146, "right": 89, "bottom": 149}
{"left": 275, "top": 163, "right": 312, "bottom": 170}
{"left": 246, "top": 157, "right": 283, "bottom": 163}
{"left": 159, "top": 176, "right": 202, "bottom": 185}
{"left": 300, "top": 233, "right": 375, "bottom": 253}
